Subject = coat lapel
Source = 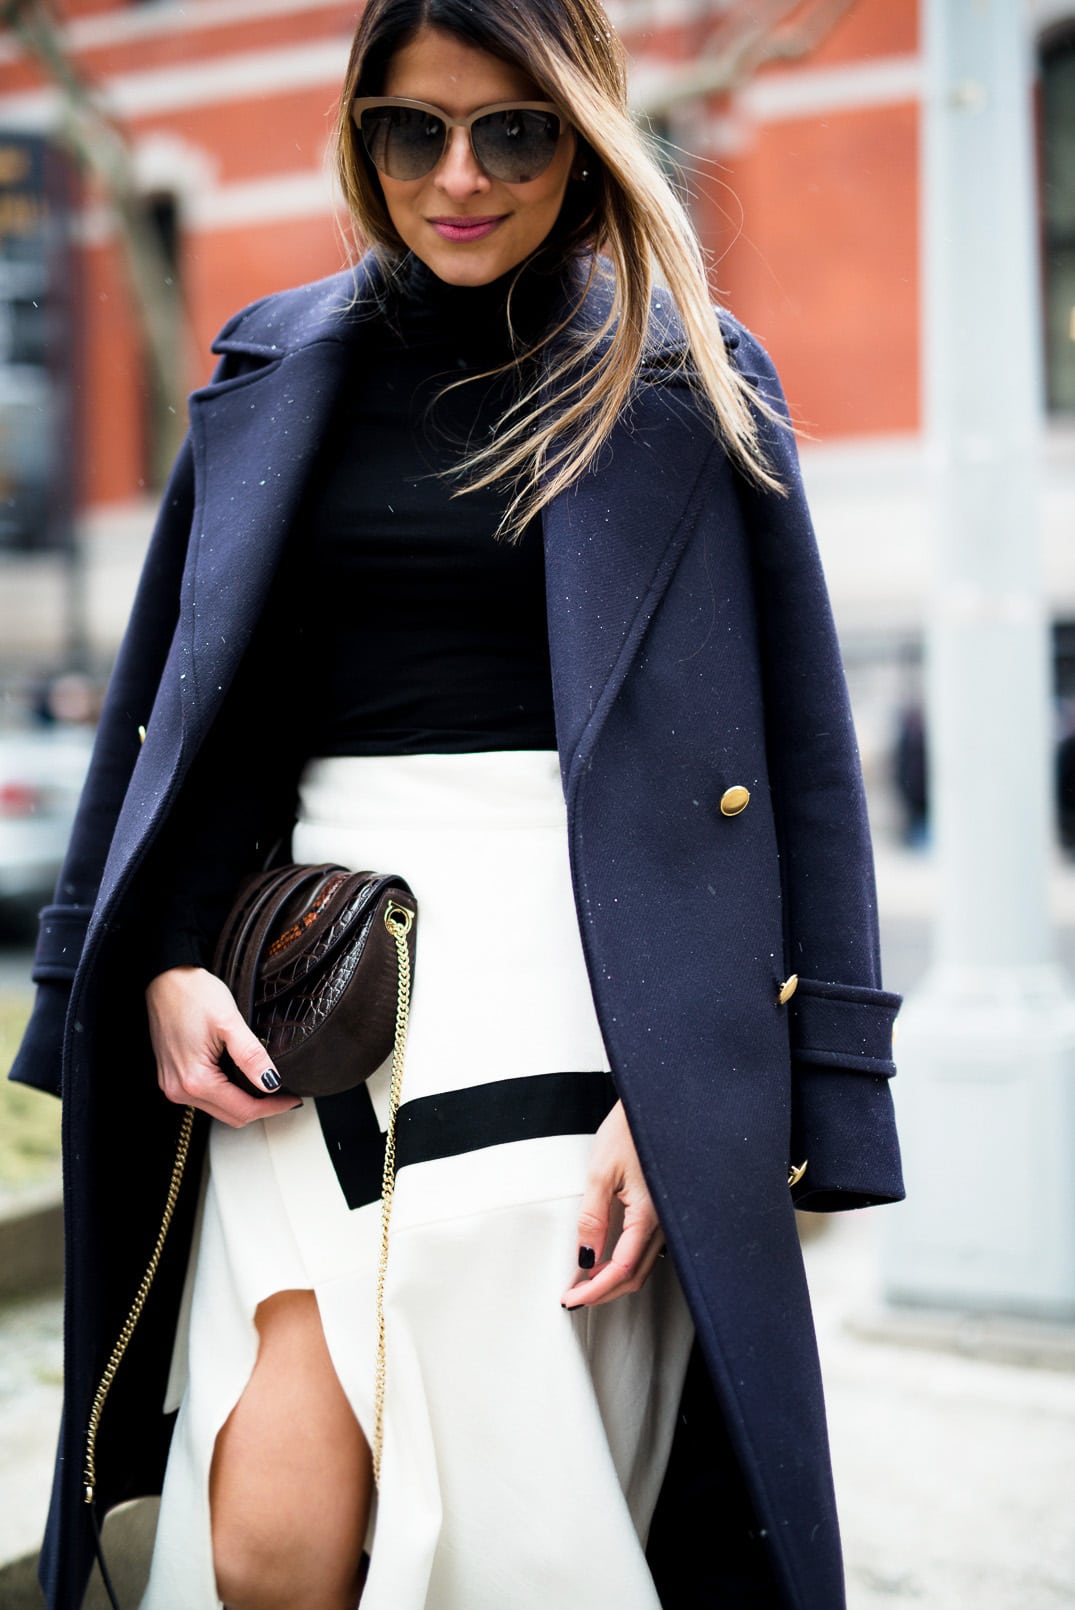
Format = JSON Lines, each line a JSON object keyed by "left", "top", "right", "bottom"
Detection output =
{"left": 542, "top": 375, "right": 725, "bottom": 800}
{"left": 91, "top": 272, "right": 374, "bottom": 923}
{"left": 181, "top": 342, "right": 351, "bottom": 748}
{"left": 178, "top": 262, "right": 386, "bottom": 751}
{"left": 540, "top": 267, "right": 749, "bottom": 797}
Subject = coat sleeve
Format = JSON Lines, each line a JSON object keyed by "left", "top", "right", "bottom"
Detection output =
{"left": 8, "top": 333, "right": 306, "bottom": 1097}
{"left": 7, "top": 437, "right": 199, "bottom": 1096}
{"left": 732, "top": 324, "right": 904, "bottom": 1211}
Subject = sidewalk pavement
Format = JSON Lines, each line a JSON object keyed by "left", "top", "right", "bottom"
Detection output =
{"left": 809, "top": 1210, "right": 1075, "bottom": 1610}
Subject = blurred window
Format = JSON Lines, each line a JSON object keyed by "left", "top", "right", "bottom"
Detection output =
{"left": 142, "top": 190, "right": 182, "bottom": 490}
{"left": 0, "top": 135, "right": 75, "bottom": 552}
{"left": 1041, "top": 27, "right": 1075, "bottom": 413}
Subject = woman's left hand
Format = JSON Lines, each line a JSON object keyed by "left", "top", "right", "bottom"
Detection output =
{"left": 561, "top": 1099, "right": 665, "bottom": 1310}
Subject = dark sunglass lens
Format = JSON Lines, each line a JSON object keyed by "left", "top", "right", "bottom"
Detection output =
{"left": 472, "top": 109, "right": 561, "bottom": 183}
{"left": 361, "top": 106, "right": 446, "bottom": 180}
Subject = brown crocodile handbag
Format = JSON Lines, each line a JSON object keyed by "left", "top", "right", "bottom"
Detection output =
{"left": 213, "top": 862, "right": 417, "bottom": 1099}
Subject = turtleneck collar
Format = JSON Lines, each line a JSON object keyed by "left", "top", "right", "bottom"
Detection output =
{"left": 381, "top": 249, "right": 573, "bottom": 356}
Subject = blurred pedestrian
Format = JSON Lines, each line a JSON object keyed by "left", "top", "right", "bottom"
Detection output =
{"left": 893, "top": 702, "right": 929, "bottom": 847}
{"left": 1057, "top": 700, "right": 1075, "bottom": 853}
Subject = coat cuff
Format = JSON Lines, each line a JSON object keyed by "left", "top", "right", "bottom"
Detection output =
{"left": 787, "top": 977, "right": 901, "bottom": 1075}
{"left": 789, "top": 1063, "right": 905, "bottom": 1211}
{"left": 785, "top": 978, "right": 904, "bottom": 1211}
{"left": 32, "top": 905, "right": 93, "bottom": 983}
{"left": 7, "top": 979, "right": 69, "bottom": 1098}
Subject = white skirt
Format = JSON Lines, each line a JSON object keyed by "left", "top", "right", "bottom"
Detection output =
{"left": 142, "top": 751, "right": 694, "bottom": 1610}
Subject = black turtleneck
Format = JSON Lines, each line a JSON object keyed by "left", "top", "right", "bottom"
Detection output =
{"left": 141, "top": 256, "right": 562, "bottom": 978}
{"left": 296, "top": 255, "right": 559, "bottom": 757}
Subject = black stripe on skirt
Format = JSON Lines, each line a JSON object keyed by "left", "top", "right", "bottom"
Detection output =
{"left": 317, "top": 1070, "right": 618, "bottom": 1210}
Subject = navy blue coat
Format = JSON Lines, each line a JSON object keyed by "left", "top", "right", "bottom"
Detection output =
{"left": 10, "top": 253, "right": 903, "bottom": 1609}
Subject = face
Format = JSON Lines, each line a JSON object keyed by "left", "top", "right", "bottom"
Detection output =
{"left": 375, "top": 25, "right": 577, "bottom": 287}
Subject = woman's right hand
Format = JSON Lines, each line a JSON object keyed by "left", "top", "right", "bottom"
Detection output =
{"left": 146, "top": 966, "right": 302, "bottom": 1127}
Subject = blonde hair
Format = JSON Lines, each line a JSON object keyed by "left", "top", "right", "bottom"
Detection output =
{"left": 334, "top": 0, "right": 782, "bottom": 538}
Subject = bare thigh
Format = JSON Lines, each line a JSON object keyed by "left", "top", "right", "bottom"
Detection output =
{"left": 210, "top": 1289, "right": 373, "bottom": 1610}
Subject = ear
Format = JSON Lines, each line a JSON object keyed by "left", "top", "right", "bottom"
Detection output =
{"left": 572, "top": 138, "right": 597, "bottom": 183}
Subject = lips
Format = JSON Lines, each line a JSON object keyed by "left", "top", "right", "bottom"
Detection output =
{"left": 428, "top": 215, "right": 506, "bottom": 242}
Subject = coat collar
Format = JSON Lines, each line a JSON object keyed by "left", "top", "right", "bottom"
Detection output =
{"left": 209, "top": 256, "right": 386, "bottom": 362}
{"left": 207, "top": 248, "right": 743, "bottom": 369}
{"left": 184, "top": 251, "right": 747, "bottom": 793}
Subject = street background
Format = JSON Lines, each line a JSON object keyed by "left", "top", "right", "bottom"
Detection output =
{"left": 1, "top": 0, "right": 1074, "bottom": 1605}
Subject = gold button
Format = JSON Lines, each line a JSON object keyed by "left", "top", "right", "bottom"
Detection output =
{"left": 720, "top": 785, "right": 750, "bottom": 816}
{"left": 777, "top": 974, "right": 798, "bottom": 1006}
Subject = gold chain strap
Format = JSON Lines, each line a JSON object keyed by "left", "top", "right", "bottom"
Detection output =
{"left": 372, "top": 901, "right": 414, "bottom": 1487}
{"left": 84, "top": 1102, "right": 196, "bottom": 1505}
{"left": 84, "top": 899, "right": 413, "bottom": 1505}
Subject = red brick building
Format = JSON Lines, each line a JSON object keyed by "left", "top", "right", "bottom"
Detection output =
{"left": 0, "top": 0, "right": 927, "bottom": 510}
{"left": 0, "top": 0, "right": 1071, "bottom": 662}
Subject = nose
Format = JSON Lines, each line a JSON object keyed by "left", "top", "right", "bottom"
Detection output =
{"left": 433, "top": 125, "right": 490, "bottom": 199}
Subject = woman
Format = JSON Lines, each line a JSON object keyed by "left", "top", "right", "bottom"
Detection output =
{"left": 9, "top": 2, "right": 904, "bottom": 1607}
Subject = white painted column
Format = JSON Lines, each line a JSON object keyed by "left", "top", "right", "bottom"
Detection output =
{"left": 882, "top": 0, "right": 1075, "bottom": 1316}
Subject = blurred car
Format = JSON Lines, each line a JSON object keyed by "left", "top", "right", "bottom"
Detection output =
{"left": 0, "top": 724, "right": 93, "bottom": 928}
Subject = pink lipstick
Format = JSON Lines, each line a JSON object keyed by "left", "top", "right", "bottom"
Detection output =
{"left": 428, "top": 215, "right": 505, "bottom": 242}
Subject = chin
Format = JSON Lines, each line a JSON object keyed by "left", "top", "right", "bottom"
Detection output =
{"left": 419, "top": 248, "right": 521, "bottom": 288}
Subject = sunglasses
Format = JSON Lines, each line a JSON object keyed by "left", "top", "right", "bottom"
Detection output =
{"left": 351, "top": 96, "right": 566, "bottom": 184}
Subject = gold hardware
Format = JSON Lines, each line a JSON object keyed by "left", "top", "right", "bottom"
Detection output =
{"left": 777, "top": 974, "right": 799, "bottom": 1006}
{"left": 384, "top": 902, "right": 414, "bottom": 937}
{"left": 788, "top": 1159, "right": 808, "bottom": 1189}
{"left": 372, "top": 907, "right": 414, "bottom": 1486}
{"left": 719, "top": 785, "right": 750, "bottom": 817}
{"left": 84, "top": 1104, "right": 196, "bottom": 1505}
{"left": 137, "top": 725, "right": 147, "bottom": 745}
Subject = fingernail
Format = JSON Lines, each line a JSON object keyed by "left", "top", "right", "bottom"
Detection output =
{"left": 260, "top": 1069, "right": 282, "bottom": 1092}
{"left": 578, "top": 1246, "right": 596, "bottom": 1270}
{"left": 562, "top": 1303, "right": 584, "bottom": 1312}
{"left": 290, "top": 1100, "right": 304, "bottom": 1110}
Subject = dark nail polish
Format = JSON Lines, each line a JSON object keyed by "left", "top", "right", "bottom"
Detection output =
{"left": 578, "top": 1246, "right": 596, "bottom": 1270}
{"left": 565, "top": 1303, "right": 584, "bottom": 1312}
{"left": 260, "top": 1069, "right": 282, "bottom": 1092}
{"left": 290, "top": 1100, "right": 304, "bottom": 1110}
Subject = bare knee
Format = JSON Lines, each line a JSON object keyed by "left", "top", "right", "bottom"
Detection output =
{"left": 213, "top": 1528, "right": 295, "bottom": 1610}
{"left": 211, "top": 1290, "right": 372, "bottom": 1610}
{"left": 215, "top": 1529, "right": 364, "bottom": 1610}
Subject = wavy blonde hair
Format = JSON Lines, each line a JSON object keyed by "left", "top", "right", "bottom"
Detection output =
{"left": 334, "top": 0, "right": 781, "bottom": 537}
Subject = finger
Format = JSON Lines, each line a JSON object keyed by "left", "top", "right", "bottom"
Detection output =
{"left": 561, "top": 1215, "right": 658, "bottom": 1309}
{"left": 561, "top": 1236, "right": 664, "bottom": 1310}
{"left": 573, "top": 1168, "right": 616, "bottom": 1280}
{"left": 158, "top": 1060, "right": 301, "bottom": 1128}
{"left": 588, "top": 1228, "right": 667, "bottom": 1309}
{"left": 222, "top": 1017, "right": 288, "bottom": 1098}
{"left": 195, "top": 1083, "right": 302, "bottom": 1129}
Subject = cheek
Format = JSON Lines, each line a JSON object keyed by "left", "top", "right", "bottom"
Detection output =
{"left": 378, "top": 177, "right": 426, "bottom": 240}
{"left": 527, "top": 142, "right": 576, "bottom": 221}
{"left": 518, "top": 164, "right": 573, "bottom": 229}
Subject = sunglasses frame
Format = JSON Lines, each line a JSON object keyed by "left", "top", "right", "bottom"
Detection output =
{"left": 351, "top": 96, "right": 566, "bottom": 182}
